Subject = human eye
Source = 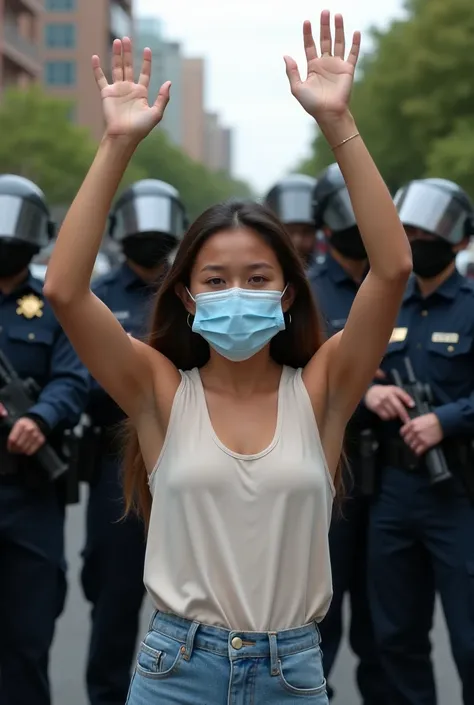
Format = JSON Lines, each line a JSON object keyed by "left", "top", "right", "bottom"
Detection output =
{"left": 206, "top": 277, "right": 225, "bottom": 286}
{"left": 249, "top": 275, "right": 268, "bottom": 285}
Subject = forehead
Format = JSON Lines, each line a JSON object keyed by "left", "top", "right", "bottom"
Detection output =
{"left": 193, "top": 227, "right": 279, "bottom": 269}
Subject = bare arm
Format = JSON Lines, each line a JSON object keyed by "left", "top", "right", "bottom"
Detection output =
{"left": 305, "top": 114, "right": 411, "bottom": 421}
{"left": 285, "top": 13, "right": 411, "bottom": 425}
{"left": 44, "top": 38, "right": 178, "bottom": 420}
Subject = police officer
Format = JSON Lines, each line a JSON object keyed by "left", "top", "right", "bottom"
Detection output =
{"left": 365, "top": 178, "right": 474, "bottom": 705}
{"left": 309, "top": 163, "right": 390, "bottom": 704}
{"left": 0, "top": 175, "right": 89, "bottom": 705}
{"left": 80, "top": 179, "right": 188, "bottom": 705}
{"left": 264, "top": 173, "right": 319, "bottom": 269}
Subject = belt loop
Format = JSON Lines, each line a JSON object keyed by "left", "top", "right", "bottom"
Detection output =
{"left": 268, "top": 632, "right": 279, "bottom": 676}
{"left": 183, "top": 620, "right": 200, "bottom": 661}
{"left": 148, "top": 609, "right": 159, "bottom": 632}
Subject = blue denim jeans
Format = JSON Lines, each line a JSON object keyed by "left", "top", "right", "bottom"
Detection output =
{"left": 126, "top": 611, "right": 329, "bottom": 704}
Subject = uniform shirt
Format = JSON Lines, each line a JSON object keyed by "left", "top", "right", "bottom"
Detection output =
{"left": 0, "top": 272, "right": 89, "bottom": 435}
{"left": 309, "top": 253, "right": 361, "bottom": 337}
{"left": 87, "top": 263, "right": 156, "bottom": 428}
{"left": 380, "top": 270, "right": 474, "bottom": 439}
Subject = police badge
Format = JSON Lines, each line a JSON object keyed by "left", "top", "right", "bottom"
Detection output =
{"left": 16, "top": 294, "right": 44, "bottom": 319}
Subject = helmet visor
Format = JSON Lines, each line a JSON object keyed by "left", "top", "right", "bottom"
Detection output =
{"left": 113, "top": 195, "right": 186, "bottom": 240}
{"left": 0, "top": 195, "right": 49, "bottom": 247}
{"left": 324, "top": 189, "right": 357, "bottom": 232}
{"left": 395, "top": 182, "right": 468, "bottom": 244}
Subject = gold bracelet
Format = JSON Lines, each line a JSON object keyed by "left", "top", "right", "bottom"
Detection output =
{"left": 331, "top": 132, "right": 360, "bottom": 151}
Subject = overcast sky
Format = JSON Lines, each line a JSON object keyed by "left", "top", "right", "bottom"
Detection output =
{"left": 135, "top": 1, "right": 405, "bottom": 195}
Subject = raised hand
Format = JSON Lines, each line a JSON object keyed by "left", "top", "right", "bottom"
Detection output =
{"left": 92, "top": 37, "right": 171, "bottom": 142}
{"left": 284, "top": 11, "right": 361, "bottom": 123}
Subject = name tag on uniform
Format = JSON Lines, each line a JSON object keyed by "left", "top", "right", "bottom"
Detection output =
{"left": 112, "top": 310, "right": 130, "bottom": 322}
{"left": 431, "top": 332, "right": 459, "bottom": 344}
{"left": 389, "top": 327, "right": 408, "bottom": 343}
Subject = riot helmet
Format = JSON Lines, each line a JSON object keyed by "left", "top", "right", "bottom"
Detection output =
{"left": 0, "top": 174, "right": 54, "bottom": 248}
{"left": 264, "top": 174, "right": 317, "bottom": 226}
{"left": 109, "top": 179, "right": 188, "bottom": 269}
{"left": 264, "top": 174, "right": 318, "bottom": 266}
{"left": 313, "top": 163, "right": 356, "bottom": 232}
{"left": 0, "top": 175, "right": 55, "bottom": 278}
{"left": 394, "top": 178, "right": 474, "bottom": 245}
{"left": 313, "top": 164, "right": 365, "bottom": 260}
{"left": 395, "top": 178, "right": 474, "bottom": 279}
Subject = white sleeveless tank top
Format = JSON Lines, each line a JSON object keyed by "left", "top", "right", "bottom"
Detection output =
{"left": 144, "top": 365, "right": 335, "bottom": 632}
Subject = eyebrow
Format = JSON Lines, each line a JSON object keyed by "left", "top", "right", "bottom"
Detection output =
{"left": 200, "top": 262, "right": 275, "bottom": 273}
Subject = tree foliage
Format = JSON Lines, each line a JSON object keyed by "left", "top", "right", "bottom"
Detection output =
{"left": 298, "top": 0, "right": 474, "bottom": 196}
{"left": 0, "top": 86, "right": 105, "bottom": 204}
{"left": 0, "top": 86, "right": 252, "bottom": 218}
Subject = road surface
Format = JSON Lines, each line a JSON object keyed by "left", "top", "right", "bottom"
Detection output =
{"left": 51, "top": 488, "right": 462, "bottom": 704}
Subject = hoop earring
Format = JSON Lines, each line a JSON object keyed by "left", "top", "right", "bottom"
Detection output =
{"left": 286, "top": 312, "right": 292, "bottom": 325}
{"left": 187, "top": 313, "right": 193, "bottom": 329}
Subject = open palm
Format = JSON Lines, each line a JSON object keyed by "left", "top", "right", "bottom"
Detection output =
{"left": 285, "top": 11, "right": 361, "bottom": 121}
{"left": 92, "top": 37, "right": 170, "bottom": 140}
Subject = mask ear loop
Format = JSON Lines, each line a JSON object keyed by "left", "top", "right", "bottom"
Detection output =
{"left": 282, "top": 284, "right": 291, "bottom": 324}
{"left": 185, "top": 287, "right": 196, "bottom": 329}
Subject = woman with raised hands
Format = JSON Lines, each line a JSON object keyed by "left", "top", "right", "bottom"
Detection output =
{"left": 45, "top": 10, "right": 411, "bottom": 704}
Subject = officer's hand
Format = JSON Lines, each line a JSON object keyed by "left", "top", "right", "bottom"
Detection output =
{"left": 7, "top": 417, "right": 46, "bottom": 456}
{"left": 400, "top": 413, "right": 443, "bottom": 456}
{"left": 365, "top": 385, "right": 415, "bottom": 423}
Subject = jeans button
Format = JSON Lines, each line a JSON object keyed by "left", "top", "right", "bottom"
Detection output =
{"left": 231, "top": 636, "right": 243, "bottom": 650}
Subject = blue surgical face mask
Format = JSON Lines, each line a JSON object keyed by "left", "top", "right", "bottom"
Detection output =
{"left": 187, "top": 286, "right": 288, "bottom": 362}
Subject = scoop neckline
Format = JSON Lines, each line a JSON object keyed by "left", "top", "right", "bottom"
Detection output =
{"left": 193, "top": 366, "right": 287, "bottom": 460}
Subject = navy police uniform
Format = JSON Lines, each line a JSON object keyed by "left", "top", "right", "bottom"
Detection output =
{"left": 368, "top": 178, "right": 474, "bottom": 705}
{"left": 0, "top": 175, "right": 88, "bottom": 705}
{"left": 310, "top": 164, "right": 390, "bottom": 705}
{"left": 80, "top": 179, "right": 187, "bottom": 705}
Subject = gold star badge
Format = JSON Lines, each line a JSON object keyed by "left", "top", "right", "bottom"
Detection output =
{"left": 16, "top": 294, "right": 44, "bottom": 319}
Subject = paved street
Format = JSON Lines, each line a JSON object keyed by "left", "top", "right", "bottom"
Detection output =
{"left": 51, "top": 489, "right": 462, "bottom": 705}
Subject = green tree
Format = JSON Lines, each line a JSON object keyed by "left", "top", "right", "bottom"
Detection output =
{"left": 297, "top": 0, "right": 474, "bottom": 196}
{"left": 0, "top": 86, "right": 144, "bottom": 205}
{"left": 130, "top": 130, "right": 252, "bottom": 220}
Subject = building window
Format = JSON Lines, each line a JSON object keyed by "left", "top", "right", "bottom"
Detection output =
{"left": 45, "top": 61, "right": 76, "bottom": 86}
{"left": 45, "top": 0, "right": 76, "bottom": 10}
{"left": 45, "top": 23, "right": 76, "bottom": 48}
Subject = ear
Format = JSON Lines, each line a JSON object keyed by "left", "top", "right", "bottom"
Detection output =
{"left": 175, "top": 282, "right": 195, "bottom": 315}
{"left": 281, "top": 283, "right": 296, "bottom": 314}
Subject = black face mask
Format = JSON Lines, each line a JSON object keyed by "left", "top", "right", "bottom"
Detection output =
{"left": 411, "top": 239, "right": 456, "bottom": 279}
{"left": 0, "top": 241, "right": 38, "bottom": 278}
{"left": 330, "top": 226, "right": 367, "bottom": 261}
{"left": 122, "top": 235, "right": 176, "bottom": 269}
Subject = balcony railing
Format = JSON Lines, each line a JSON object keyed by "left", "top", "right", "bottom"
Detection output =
{"left": 3, "top": 17, "right": 40, "bottom": 65}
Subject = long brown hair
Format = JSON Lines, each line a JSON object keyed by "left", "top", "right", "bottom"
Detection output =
{"left": 122, "top": 199, "right": 344, "bottom": 525}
